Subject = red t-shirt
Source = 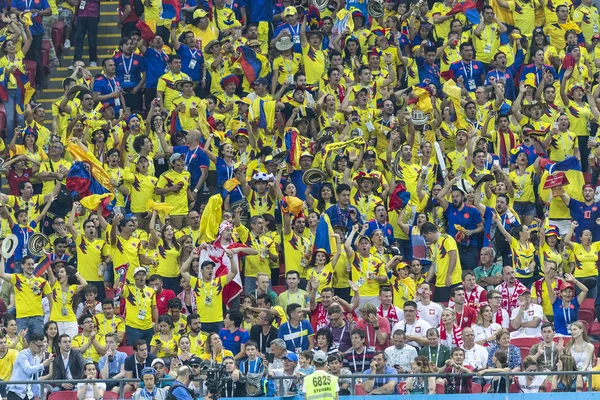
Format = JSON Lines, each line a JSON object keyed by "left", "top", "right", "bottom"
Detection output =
{"left": 155, "top": 288, "right": 176, "bottom": 315}
{"left": 454, "top": 305, "right": 478, "bottom": 329}
{"left": 356, "top": 316, "right": 391, "bottom": 352}
{"left": 7, "top": 168, "right": 33, "bottom": 195}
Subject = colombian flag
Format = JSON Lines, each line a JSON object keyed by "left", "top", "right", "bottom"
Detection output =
{"left": 0, "top": 67, "right": 35, "bottom": 114}
{"left": 238, "top": 46, "right": 262, "bottom": 84}
{"left": 313, "top": 214, "right": 337, "bottom": 256}
{"left": 284, "top": 127, "right": 301, "bottom": 167}
{"left": 446, "top": 0, "right": 480, "bottom": 24}
{"left": 33, "top": 254, "right": 51, "bottom": 277}
{"left": 161, "top": 0, "right": 181, "bottom": 22}
{"left": 252, "top": 99, "right": 276, "bottom": 131}
{"left": 539, "top": 156, "right": 585, "bottom": 220}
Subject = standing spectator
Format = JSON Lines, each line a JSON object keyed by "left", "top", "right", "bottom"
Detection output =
{"left": 325, "top": 304, "right": 352, "bottom": 353}
{"left": 52, "top": 334, "right": 86, "bottom": 389}
{"left": 362, "top": 351, "right": 398, "bottom": 394}
{"left": 495, "top": 266, "right": 528, "bottom": 315}
{"left": 138, "top": 36, "right": 169, "bottom": 112}
{"left": 6, "top": 333, "right": 54, "bottom": 400}
{"left": 73, "top": 0, "right": 100, "bottom": 68}
{"left": 155, "top": 154, "right": 191, "bottom": 230}
{"left": 0, "top": 256, "right": 53, "bottom": 337}
{"left": 113, "top": 37, "right": 146, "bottom": 113}
{"left": 148, "top": 275, "right": 176, "bottom": 316}
{"left": 10, "top": 0, "right": 50, "bottom": 90}
{"left": 356, "top": 303, "right": 390, "bottom": 352}
{"left": 219, "top": 310, "right": 250, "bottom": 361}
{"left": 449, "top": 43, "right": 485, "bottom": 92}
{"left": 121, "top": 267, "right": 158, "bottom": 346}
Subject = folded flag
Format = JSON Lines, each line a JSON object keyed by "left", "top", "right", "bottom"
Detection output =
{"left": 114, "top": 263, "right": 129, "bottom": 299}
{"left": 33, "top": 254, "right": 51, "bottom": 277}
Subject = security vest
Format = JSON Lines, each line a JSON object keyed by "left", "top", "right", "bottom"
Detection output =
{"left": 304, "top": 370, "right": 339, "bottom": 400}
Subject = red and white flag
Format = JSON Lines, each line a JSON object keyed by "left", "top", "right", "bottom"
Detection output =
{"left": 199, "top": 244, "right": 244, "bottom": 307}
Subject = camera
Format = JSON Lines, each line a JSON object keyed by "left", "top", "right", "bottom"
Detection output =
{"left": 384, "top": 246, "right": 401, "bottom": 256}
{"left": 198, "top": 360, "right": 231, "bottom": 399}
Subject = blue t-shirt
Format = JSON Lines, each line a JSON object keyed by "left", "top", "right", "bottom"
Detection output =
{"left": 345, "top": 0, "right": 367, "bottom": 15}
{"left": 113, "top": 54, "right": 146, "bottom": 89}
{"left": 11, "top": 221, "right": 37, "bottom": 262}
{"left": 552, "top": 297, "right": 579, "bottom": 336}
{"left": 98, "top": 351, "right": 127, "bottom": 377}
{"left": 143, "top": 48, "right": 169, "bottom": 89}
{"left": 325, "top": 204, "right": 362, "bottom": 232}
{"left": 219, "top": 328, "right": 250, "bottom": 356}
{"left": 250, "top": 0, "right": 273, "bottom": 23}
{"left": 229, "top": 0, "right": 245, "bottom": 22}
{"left": 273, "top": 23, "right": 302, "bottom": 53}
{"left": 216, "top": 157, "right": 243, "bottom": 204}
{"left": 568, "top": 199, "right": 600, "bottom": 242}
{"left": 445, "top": 203, "right": 482, "bottom": 247}
{"left": 11, "top": 0, "right": 49, "bottom": 36}
{"left": 363, "top": 366, "right": 398, "bottom": 392}
{"left": 173, "top": 145, "right": 209, "bottom": 187}
{"left": 366, "top": 220, "right": 394, "bottom": 246}
{"left": 416, "top": 57, "right": 441, "bottom": 90}
{"left": 449, "top": 60, "right": 485, "bottom": 92}
{"left": 278, "top": 320, "right": 314, "bottom": 352}
{"left": 93, "top": 75, "right": 122, "bottom": 115}
{"left": 177, "top": 43, "right": 204, "bottom": 81}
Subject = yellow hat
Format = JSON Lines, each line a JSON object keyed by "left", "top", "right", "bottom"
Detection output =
{"left": 524, "top": 73, "right": 536, "bottom": 88}
{"left": 284, "top": 6, "right": 297, "bottom": 16}
{"left": 193, "top": 9, "right": 208, "bottom": 19}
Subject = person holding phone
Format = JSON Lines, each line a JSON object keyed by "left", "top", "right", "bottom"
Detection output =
{"left": 6, "top": 333, "right": 55, "bottom": 400}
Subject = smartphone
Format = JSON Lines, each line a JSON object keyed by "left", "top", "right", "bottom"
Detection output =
{"left": 266, "top": 353, "right": 275, "bottom": 363}
{"left": 493, "top": 160, "right": 499, "bottom": 167}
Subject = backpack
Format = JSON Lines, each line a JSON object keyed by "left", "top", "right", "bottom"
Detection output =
{"left": 165, "top": 383, "right": 195, "bottom": 400}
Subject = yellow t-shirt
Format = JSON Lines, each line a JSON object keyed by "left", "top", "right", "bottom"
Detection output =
{"left": 509, "top": 166, "right": 536, "bottom": 203}
{"left": 283, "top": 231, "right": 311, "bottom": 279}
{"left": 350, "top": 189, "right": 383, "bottom": 222}
{"left": 0, "top": 349, "right": 18, "bottom": 381}
{"left": 151, "top": 332, "right": 180, "bottom": 358}
{"left": 157, "top": 71, "right": 190, "bottom": 110}
{"left": 549, "top": 130, "right": 579, "bottom": 161}
{"left": 509, "top": 0, "right": 536, "bottom": 37}
{"left": 74, "top": 235, "right": 109, "bottom": 282}
{"left": 510, "top": 237, "right": 536, "bottom": 278}
{"left": 190, "top": 275, "right": 227, "bottom": 323}
{"left": 156, "top": 170, "right": 191, "bottom": 215}
{"left": 201, "top": 349, "right": 234, "bottom": 363}
{"left": 156, "top": 238, "right": 181, "bottom": 278}
{"left": 6, "top": 195, "right": 44, "bottom": 229}
{"left": 38, "top": 159, "right": 71, "bottom": 196}
{"left": 189, "top": 332, "right": 208, "bottom": 357}
{"left": 565, "top": 100, "right": 593, "bottom": 137}
{"left": 124, "top": 173, "right": 158, "bottom": 213}
{"left": 0, "top": 51, "right": 25, "bottom": 89}
{"left": 471, "top": 23, "right": 501, "bottom": 64}
{"left": 350, "top": 253, "right": 386, "bottom": 297}
{"left": 432, "top": 234, "right": 462, "bottom": 287}
{"left": 72, "top": 333, "right": 106, "bottom": 362}
{"left": 531, "top": 277, "right": 559, "bottom": 316}
{"left": 11, "top": 274, "right": 52, "bottom": 318}
{"left": 390, "top": 276, "right": 417, "bottom": 309}
{"left": 573, "top": 4, "right": 600, "bottom": 44}
{"left": 539, "top": 243, "right": 564, "bottom": 275}
{"left": 306, "top": 264, "right": 335, "bottom": 293}
{"left": 430, "top": 2, "right": 466, "bottom": 41}
{"left": 111, "top": 235, "right": 144, "bottom": 283}
{"left": 332, "top": 251, "right": 349, "bottom": 289}
{"left": 94, "top": 314, "right": 126, "bottom": 338}
{"left": 52, "top": 96, "right": 78, "bottom": 142}
{"left": 273, "top": 54, "right": 303, "bottom": 86}
{"left": 569, "top": 242, "right": 600, "bottom": 277}
{"left": 246, "top": 190, "right": 276, "bottom": 218}
{"left": 50, "top": 282, "right": 77, "bottom": 322}
{"left": 122, "top": 284, "right": 156, "bottom": 330}
{"left": 172, "top": 96, "right": 203, "bottom": 131}
{"left": 236, "top": 225, "right": 274, "bottom": 277}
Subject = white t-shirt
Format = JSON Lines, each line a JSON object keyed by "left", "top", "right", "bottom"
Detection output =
{"left": 517, "top": 375, "right": 547, "bottom": 393}
{"left": 76, "top": 381, "right": 107, "bottom": 400}
{"left": 462, "top": 344, "right": 489, "bottom": 371}
{"left": 384, "top": 344, "right": 418, "bottom": 372}
{"left": 392, "top": 319, "right": 432, "bottom": 349}
{"left": 509, "top": 304, "right": 544, "bottom": 337}
{"left": 417, "top": 301, "right": 443, "bottom": 328}
{"left": 472, "top": 323, "right": 502, "bottom": 345}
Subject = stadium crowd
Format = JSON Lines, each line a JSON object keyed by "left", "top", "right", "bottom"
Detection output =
{"left": 5, "top": 0, "right": 600, "bottom": 397}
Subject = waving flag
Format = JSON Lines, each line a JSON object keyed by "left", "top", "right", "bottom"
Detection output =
{"left": 198, "top": 245, "right": 242, "bottom": 307}
{"left": 313, "top": 214, "right": 337, "bottom": 256}
{"left": 252, "top": 99, "right": 276, "bottom": 131}
{"left": 446, "top": 0, "right": 480, "bottom": 24}
{"left": 114, "top": 263, "right": 129, "bottom": 299}
{"left": 0, "top": 67, "right": 35, "bottom": 114}
{"left": 284, "top": 127, "right": 301, "bottom": 167}
{"left": 539, "top": 156, "right": 585, "bottom": 219}
{"left": 33, "top": 254, "right": 51, "bottom": 277}
{"left": 238, "top": 46, "right": 261, "bottom": 84}
{"left": 161, "top": 0, "right": 181, "bottom": 21}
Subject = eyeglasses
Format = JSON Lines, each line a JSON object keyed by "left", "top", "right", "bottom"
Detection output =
{"left": 191, "top": 364, "right": 201, "bottom": 369}
{"left": 490, "top": 296, "right": 502, "bottom": 300}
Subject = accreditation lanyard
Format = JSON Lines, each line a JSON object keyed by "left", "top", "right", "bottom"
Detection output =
{"left": 189, "top": 48, "right": 198, "bottom": 61}
{"left": 352, "top": 349, "right": 367, "bottom": 372}
{"left": 20, "top": 226, "right": 30, "bottom": 248}
{"left": 428, "top": 344, "right": 440, "bottom": 365}
{"left": 103, "top": 316, "right": 116, "bottom": 333}
{"left": 461, "top": 61, "right": 473, "bottom": 80}
{"left": 287, "top": 322, "right": 303, "bottom": 352}
{"left": 105, "top": 75, "right": 118, "bottom": 93}
{"left": 136, "top": 287, "right": 148, "bottom": 309}
{"left": 543, "top": 343, "right": 554, "bottom": 367}
{"left": 123, "top": 56, "right": 134, "bottom": 76}
{"left": 563, "top": 304, "right": 572, "bottom": 326}
{"left": 333, "top": 325, "right": 346, "bottom": 348}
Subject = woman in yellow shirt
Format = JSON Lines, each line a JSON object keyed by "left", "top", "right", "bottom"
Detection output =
{"left": 149, "top": 211, "right": 181, "bottom": 292}
{"left": 508, "top": 150, "right": 537, "bottom": 225}
{"left": 8, "top": 127, "right": 48, "bottom": 166}
{"left": 307, "top": 240, "right": 341, "bottom": 294}
{"left": 538, "top": 223, "right": 565, "bottom": 275}
{"left": 47, "top": 263, "right": 88, "bottom": 339}
{"left": 565, "top": 221, "right": 600, "bottom": 298}
{"left": 271, "top": 37, "right": 302, "bottom": 92}
{"left": 494, "top": 213, "right": 536, "bottom": 287}
{"left": 201, "top": 332, "right": 233, "bottom": 363}
{"left": 4, "top": 316, "right": 26, "bottom": 351}
{"left": 150, "top": 315, "right": 180, "bottom": 365}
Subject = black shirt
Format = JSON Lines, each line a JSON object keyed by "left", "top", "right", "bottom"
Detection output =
{"left": 124, "top": 353, "right": 156, "bottom": 379}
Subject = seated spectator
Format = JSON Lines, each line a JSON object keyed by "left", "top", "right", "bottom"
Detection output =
{"left": 478, "top": 350, "right": 510, "bottom": 393}
{"left": 0, "top": 333, "right": 17, "bottom": 398}
{"left": 72, "top": 314, "right": 107, "bottom": 363}
{"left": 565, "top": 321, "right": 594, "bottom": 371}
{"left": 496, "top": 266, "right": 528, "bottom": 315}
{"left": 436, "top": 347, "right": 474, "bottom": 394}
{"left": 486, "top": 329, "right": 522, "bottom": 372}
{"left": 76, "top": 285, "right": 103, "bottom": 318}
{"left": 313, "top": 328, "right": 338, "bottom": 356}
{"left": 124, "top": 339, "right": 156, "bottom": 392}
{"left": 327, "top": 354, "right": 352, "bottom": 394}
{"left": 296, "top": 350, "right": 315, "bottom": 385}
{"left": 76, "top": 360, "right": 106, "bottom": 400}
{"left": 269, "top": 339, "right": 289, "bottom": 370}
{"left": 219, "top": 310, "right": 250, "bottom": 361}
{"left": 53, "top": 334, "right": 86, "bottom": 391}
{"left": 384, "top": 329, "right": 418, "bottom": 374}
{"left": 150, "top": 358, "right": 174, "bottom": 388}
{"left": 356, "top": 303, "right": 390, "bottom": 352}
{"left": 249, "top": 310, "right": 278, "bottom": 356}
{"left": 310, "top": 286, "right": 357, "bottom": 331}
{"left": 438, "top": 308, "right": 464, "bottom": 349}
{"left": 518, "top": 356, "right": 548, "bottom": 393}
{"left": 239, "top": 340, "right": 264, "bottom": 378}
{"left": 131, "top": 367, "right": 168, "bottom": 400}
{"left": 223, "top": 355, "right": 247, "bottom": 397}
{"left": 474, "top": 248, "right": 503, "bottom": 291}
{"left": 510, "top": 288, "right": 544, "bottom": 337}
{"left": 98, "top": 333, "right": 128, "bottom": 394}
{"left": 278, "top": 303, "right": 315, "bottom": 352}
{"left": 529, "top": 323, "right": 562, "bottom": 371}
{"left": 325, "top": 304, "right": 352, "bottom": 352}
{"left": 419, "top": 328, "right": 450, "bottom": 369}
{"left": 462, "top": 327, "right": 489, "bottom": 376}
{"left": 392, "top": 301, "right": 431, "bottom": 349}
{"left": 473, "top": 305, "right": 502, "bottom": 346}
{"left": 362, "top": 351, "right": 398, "bottom": 394}
{"left": 279, "top": 271, "right": 309, "bottom": 311}
{"left": 344, "top": 329, "right": 374, "bottom": 373}
{"left": 446, "top": 287, "right": 477, "bottom": 329}
{"left": 266, "top": 351, "right": 300, "bottom": 396}
{"left": 377, "top": 286, "right": 404, "bottom": 328}
{"left": 486, "top": 289, "right": 510, "bottom": 328}
{"left": 405, "top": 356, "right": 436, "bottom": 394}
{"left": 94, "top": 298, "right": 125, "bottom": 345}
{"left": 202, "top": 332, "right": 234, "bottom": 363}
{"left": 551, "top": 355, "right": 583, "bottom": 392}
{"left": 150, "top": 315, "right": 179, "bottom": 365}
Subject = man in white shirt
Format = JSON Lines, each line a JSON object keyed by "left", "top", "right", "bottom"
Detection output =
{"left": 509, "top": 289, "right": 544, "bottom": 337}
{"left": 384, "top": 329, "right": 418, "bottom": 375}
{"left": 392, "top": 301, "right": 431, "bottom": 349}
{"left": 461, "top": 327, "right": 488, "bottom": 372}
{"left": 415, "top": 282, "right": 442, "bottom": 328}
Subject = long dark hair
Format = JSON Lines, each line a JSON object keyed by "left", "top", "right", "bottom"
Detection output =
{"left": 342, "top": 37, "right": 363, "bottom": 69}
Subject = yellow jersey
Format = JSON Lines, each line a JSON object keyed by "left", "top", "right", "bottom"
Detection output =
{"left": 12, "top": 274, "right": 51, "bottom": 318}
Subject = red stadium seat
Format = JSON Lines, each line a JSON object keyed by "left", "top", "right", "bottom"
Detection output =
{"left": 354, "top": 384, "right": 367, "bottom": 395}
{"left": 123, "top": 391, "right": 135, "bottom": 399}
{"left": 511, "top": 337, "right": 541, "bottom": 349}
{"left": 48, "top": 392, "right": 78, "bottom": 400}
{"left": 435, "top": 383, "right": 445, "bottom": 394}
{"left": 51, "top": 20, "right": 64, "bottom": 56}
{"left": 509, "top": 382, "right": 521, "bottom": 393}
{"left": 471, "top": 382, "right": 482, "bottom": 393}
{"left": 23, "top": 60, "right": 36, "bottom": 88}
{"left": 118, "top": 345, "right": 134, "bottom": 355}
{"left": 272, "top": 285, "right": 286, "bottom": 295}
{"left": 483, "top": 383, "right": 491, "bottom": 393}
{"left": 581, "top": 298, "right": 595, "bottom": 310}
{"left": 41, "top": 40, "right": 51, "bottom": 75}
{"left": 579, "top": 309, "right": 595, "bottom": 328}
{"left": 103, "top": 392, "right": 119, "bottom": 399}
{"left": 590, "top": 321, "right": 600, "bottom": 335}
{"left": 0, "top": 103, "right": 6, "bottom": 135}
{"left": 519, "top": 346, "right": 531, "bottom": 362}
